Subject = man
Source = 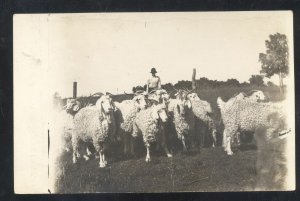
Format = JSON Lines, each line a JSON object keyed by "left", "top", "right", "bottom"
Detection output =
{"left": 146, "top": 68, "right": 161, "bottom": 93}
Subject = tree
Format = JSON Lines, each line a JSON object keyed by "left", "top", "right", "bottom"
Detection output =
{"left": 226, "top": 78, "right": 240, "bottom": 86}
{"left": 249, "top": 75, "right": 264, "bottom": 86}
{"left": 161, "top": 83, "right": 174, "bottom": 92}
{"left": 259, "top": 33, "right": 289, "bottom": 92}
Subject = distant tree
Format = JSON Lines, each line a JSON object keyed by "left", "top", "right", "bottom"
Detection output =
{"left": 174, "top": 80, "right": 192, "bottom": 90}
{"left": 241, "top": 81, "right": 250, "bottom": 87}
{"left": 132, "top": 87, "right": 136, "bottom": 93}
{"left": 161, "top": 83, "right": 174, "bottom": 92}
{"left": 259, "top": 33, "right": 289, "bottom": 92}
{"left": 226, "top": 78, "right": 240, "bottom": 86}
{"left": 249, "top": 75, "right": 264, "bottom": 86}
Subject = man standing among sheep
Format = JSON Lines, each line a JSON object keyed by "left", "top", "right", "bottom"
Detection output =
{"left": 146, "top": 68, "right": 161, "bottom": 93}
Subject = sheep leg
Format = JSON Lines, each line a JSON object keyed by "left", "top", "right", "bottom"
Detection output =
{"left": 99, "top": 151, "right": 105, "bottom": 168}
{"left": 129, "top": 137, "right": 135, "bottom": 156}
{"left": 222, "top": 130, "right": 226, "bottom": 148}
{"left": 225, "top": 136, "right": 233, "bottom": 155}
{"left": 212, "top": 129, "right": 217, "bottom": 148}
{"left": 71, "top": 135, "right": 79, "bottom": 164}
{"left": 83, "top": 147, "right": 92, "bottom": 161}
{"left": 123, "top": 134, "right": 129, "bottom": 156}
{"left": 182, "top": 138, "right": 188, "bottom": 153}
{"left": 160, "top": 131, "right": 172, "bottom": 157}
{"left": 102, "top": 152, "right": 107, "bottom": 166}
{"left": 145, "top": 143, "right": 151, "bottom": 162}
{"left": 164, "top": 146, "right": 173, "bottom": 158}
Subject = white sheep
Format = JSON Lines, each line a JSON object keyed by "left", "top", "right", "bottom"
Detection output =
{"left": 132, "top": 102, "right": 172, "bottom": 162}
{"left": 217, "top": 97, "right": 286, "bottom": 155}
{"left": 167, "top": 90, "right": 196, "bottom": 152}
{"left": 52, "top": 98, "right": 82, "bottom": 153}
{"left": 187, "top": 93, "right": 217, "bottom": 147}
{"left": 72, "top": 94, "right": 116, "bottom": 167}
{"left": 219, "top": 90, "right": 267, "bottom": 147}
{"left": 114, "top": 91, "right": 148, "bottom": 156}
{"left": 148, "top": 89, "right": 170, "bottom": 105}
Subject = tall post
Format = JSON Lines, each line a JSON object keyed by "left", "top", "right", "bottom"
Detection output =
{"left": 73, "top": 82, "right": 77, "bottom": 98}
{"left": 192, "top": 68, "right": 196, "bottom": 90}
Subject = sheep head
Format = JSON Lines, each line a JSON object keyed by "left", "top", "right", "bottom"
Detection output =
{"left": 249, "top": 90, "right": 266, "bottom": 102}
{"left": 187, "top": 92, "right": 201, "bottom": 101}
{"left": 96, "top": 94, "right": 115, "bottom": 123}
{"left": 133, "top": 91, "right": 148, "bottom": 110}
{"left": 174, "top": 90, "right": 192, "bottom": 116}
{"left": 152, "top": 104, "right": 168, "bottom": 122}
{"left": 65, "top": 98, "right": 81, "bottom": 114}
{"left": 148, "top": 89, "right": 170, "bottom": 106}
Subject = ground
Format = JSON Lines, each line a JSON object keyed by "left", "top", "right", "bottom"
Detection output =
{"left": 55, "top": 144, "right": 261, "bottom": 193}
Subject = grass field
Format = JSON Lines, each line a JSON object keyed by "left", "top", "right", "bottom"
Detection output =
{"left": 53, "top": 85, "right": 288, "bottom": 193}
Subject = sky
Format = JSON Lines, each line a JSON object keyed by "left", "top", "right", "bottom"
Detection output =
{"left": 14, "top": 11, "right": 293, "bottom": 98}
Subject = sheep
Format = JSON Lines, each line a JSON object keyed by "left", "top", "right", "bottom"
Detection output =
{"left": 186, "top": 93, "right": 217, "bottom": 147}
{"left": 167, "top": 90, "right": 196, "bottom": 152}
{"left": 132, "top": 102, "right": 172, "bottom": 162}
{"left": 219, "top": 90, "right": 267, "bottom": 147}
{"left": 52, "top": 98, "right": 82, "bottom": 153}
{"left": 247, "top": 90, "right": 266, "bottom": 102}
{"left": 71, "top": 94, "right": 116, "bottom": 167}
{"left": 113, "top": 91, "right": 148, "bottom": 156}
{"left": 148, "top": 89, "right": 170, "bottom": 105}
{"left": 217, "top": 97, "right": 287, "bottom": 155}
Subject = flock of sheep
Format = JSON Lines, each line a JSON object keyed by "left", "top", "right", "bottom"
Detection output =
{"left": 53, "top": 89, "right": 287, "bottom": 168}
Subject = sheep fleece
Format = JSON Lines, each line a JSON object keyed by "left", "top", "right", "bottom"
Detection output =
{"left": 73, "top": 106, "right": 111, "bottom": 144}
{"left": 133, "top": 108, "right": 160, "bottom": 143}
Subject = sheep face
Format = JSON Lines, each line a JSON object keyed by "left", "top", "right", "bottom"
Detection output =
{"left": 175, "top": 99, "right": 192, "bottom": 116}
{"left": 250, "top": 91, "right": 266, "bottom": 102}
{"left": 148, "top": 89, "right": 170, "bottom": 106}
{"left": 65, "top": 98, "right": 80, "bottom": 114}
{"left": 133, "top": 94, "right": 148, "bottom": 110}
{"left": 152, "top": 104, "right": 168, "bottom": 122}
{"left": 187, "top": 93, "right": 201, "bottom": 101}
{"left": 96, "top": 95, "right": 115, "bottom": 123}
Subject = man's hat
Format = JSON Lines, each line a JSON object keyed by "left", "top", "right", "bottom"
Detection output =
{"left": 150, "top": 68, "right": 157, "bottom": 74}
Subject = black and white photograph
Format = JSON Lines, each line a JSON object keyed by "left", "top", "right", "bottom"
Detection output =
{"left": 13, "top": 11, "right": 295, "bottom": 193}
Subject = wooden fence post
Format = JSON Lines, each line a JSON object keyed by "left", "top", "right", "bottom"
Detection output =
{"left": 73, "top": 82, "right": 77, "bottom": 98}
{"left": 192, "top": 68, "right": 196, "bottom": 89}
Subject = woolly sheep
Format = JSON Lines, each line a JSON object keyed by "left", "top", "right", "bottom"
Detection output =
{"left": 167, "top": 90, "right": 196, "bottom": 152}
{"left": 132, "top": 103, "right": 172, "bottom": 162}
{"left": 187, "top": 93, "right": 217, "bottom": 147}
{"left": 148, "top": 89, "right": 170, "bottom": 105}
{"left": 72, "top": 94, "right": 116, "bottom": 167}
{"left": 219, "top": 90, "right": 267, "bottom": 147}
{"left": 52, "top": 98, "right": 82, "bottom": 153}
{"left": 217, "top": 97, "right": 286, "bottom": 155}
{"left": 114, "top": 92, "right": 148, "bottom": 156}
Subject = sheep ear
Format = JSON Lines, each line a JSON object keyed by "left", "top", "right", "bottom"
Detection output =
{"left": 152, "top": 108, "right": 159, "bottom": 120}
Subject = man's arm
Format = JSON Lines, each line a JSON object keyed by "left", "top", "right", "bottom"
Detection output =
{"left": 146, "top": 78, "right": 149, "bottom": 93}
{"left": 157, "top": 77, "right": 161, "bottom": 89}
